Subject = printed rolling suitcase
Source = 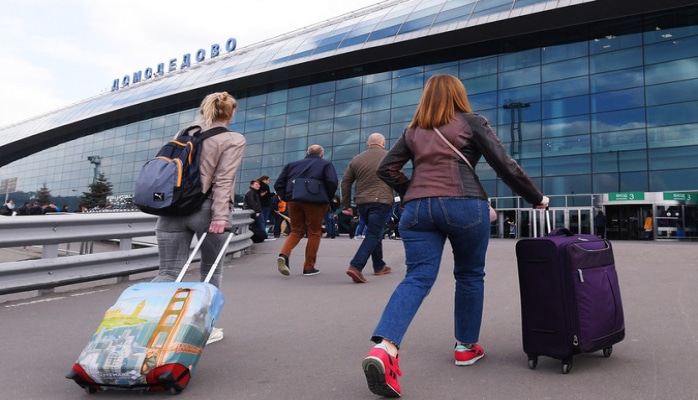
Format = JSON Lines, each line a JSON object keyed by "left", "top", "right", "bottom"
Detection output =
{"left": 66, "top": 230, "right": 234, "bottom": 394}
{"left": 515, "top": 211, "right": 625, "bottom": 374}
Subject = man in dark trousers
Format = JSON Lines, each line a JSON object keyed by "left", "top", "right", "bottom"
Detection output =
{"left": 274, "top": 144, "right": 338, "bottom": 276}
{"left": 341, "top": 133, "right": 395, "bottom": 283}
{"left": 243, "top": 180, "right": 265, "bottom": 238}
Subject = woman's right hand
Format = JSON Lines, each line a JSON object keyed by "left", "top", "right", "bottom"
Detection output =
{"left": 535, "top": 196, "right": 550, "bottom": 209}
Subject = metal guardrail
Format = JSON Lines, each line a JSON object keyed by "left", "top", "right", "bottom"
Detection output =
{"left": 0, "top": 210, "right": 254, "bottom": 295}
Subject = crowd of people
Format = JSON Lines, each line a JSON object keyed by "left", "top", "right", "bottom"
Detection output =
{"left": 1, "top": 200, "right": 71, "bottom": 216}
{"left": 9, "top": 78, "right": 550, "bottom": 397}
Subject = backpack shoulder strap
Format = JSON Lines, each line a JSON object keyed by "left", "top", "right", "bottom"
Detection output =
{"left": 197, "top": 126, "right": 230, "bottom": 141}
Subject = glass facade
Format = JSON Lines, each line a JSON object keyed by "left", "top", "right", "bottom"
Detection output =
{"left": 1, "top": 3, "right": 697, "bottom": 214}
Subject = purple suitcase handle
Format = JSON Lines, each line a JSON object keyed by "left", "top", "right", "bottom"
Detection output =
{"left": 548, "top": 227, "right": 574, "bottom": 236}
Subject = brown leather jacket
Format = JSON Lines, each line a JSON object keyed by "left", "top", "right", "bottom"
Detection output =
{"left": 377, "top": 113, "right": 543, "bottom": 206}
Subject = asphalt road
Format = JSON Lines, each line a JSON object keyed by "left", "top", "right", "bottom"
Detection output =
{"left": 1, "top": 237, "right": 697, "bottom": 400}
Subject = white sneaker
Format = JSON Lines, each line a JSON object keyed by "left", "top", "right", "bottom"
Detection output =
{"left": 206, "top": 327, "right": 224, "bottom": 345}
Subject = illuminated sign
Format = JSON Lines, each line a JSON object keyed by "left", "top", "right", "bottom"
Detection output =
{"left": 111, "top": 38, "right": 237, "bottom": 91}
{"left": 608, "top": 192, "right": 645, "bottom": 201}
{"left": 663, "top": 192, "right": 697, "bottom": 201}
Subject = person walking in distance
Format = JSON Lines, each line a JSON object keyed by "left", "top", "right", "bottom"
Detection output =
{"left": 341, "top": 133, "right": 395, "bottom": 283}
{"left": 243, "top": 180, "right": 265, "bottom": 234}
{"left": 151, "top": 91, "right": 246, "bottom": 345}
{"left": 361, "top": 74, "right": 549, "bottom": 398}
{"left": 274, "top": 145, "right": 338, "bottom": 276}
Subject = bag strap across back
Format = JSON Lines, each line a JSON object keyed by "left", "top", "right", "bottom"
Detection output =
{"left": 433, "top": 127, "right": 476, "bottom": 171}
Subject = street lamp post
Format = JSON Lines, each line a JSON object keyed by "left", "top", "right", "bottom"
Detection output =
{"left": 503, "top": 101, "right": 530, "bottom": 162}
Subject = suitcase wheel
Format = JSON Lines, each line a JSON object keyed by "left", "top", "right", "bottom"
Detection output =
{"left": 527, "top": 355, "right": 538, "bottom": 370}
{"left": 561, "top": 358, "right": 573, "bottom": 374}
{"left": 603, "top": 346, "right": 613, "bottom": 358}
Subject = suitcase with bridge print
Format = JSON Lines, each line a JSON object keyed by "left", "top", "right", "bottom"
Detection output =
{"left": 515, "top": 213, "right": 625, "bottom": 374}
{"left": 66, "top": 230, "right": 232, "bottom": 394}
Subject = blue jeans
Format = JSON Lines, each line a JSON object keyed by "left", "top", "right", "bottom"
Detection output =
{"left": 371, "top": 197, "right": 490, "bottom": 347}
{"left": 325, "top": 211, "right": 338, "bottom": 238}
{"left": 350, "top": 203, "right": 392, "bottom": 272}
{"left": 354, "top": 218, "right": 367, "bottom": 236}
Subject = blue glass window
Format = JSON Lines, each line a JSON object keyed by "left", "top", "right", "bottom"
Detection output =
{"left": 393, "top": 73, "right": 424, "bottom": 92}
{"left": 391, "top": 88, "right": 421, "bottom": 108}
{"left": 543, "top": 135, "right": 590, "bottom": 157}
{"left": 287, "top": 111, "right": 309, "bottom": 126}
{"left": 364, "top": 80, "right": 392, "bottom": 98}
{"left": 648, "top": 122, "right": 698, "bottom": 149}
{"left": 363, "top": 96, "right": 391, "bottom": 112}
{"left": 309, "top": 106, "right": 334, "bottom": 122}
{"left": 543, "top": 115, "right": 590, "bottom": 138}
{"left": 589, "top": 34, "right": 641, "bottom": 55}
{"left": 335, "top": 86, "right": 362, "bottom": 104}
{"left": 499, "top": 66, "right": 540, "bottom": 89}
{"left": 645, "top": 58, "right": 698, "bottom": 85}
{"left": 500, "top": 49, "right": 540, "bottom": 72}
{"left": 646, "top": 79, "right": 698, "bottom": 106}
{"left": 542, "top": 76, "right": 589, "bottom": 101}
{"left": 592, "top": 108, "right": 645, "bottom": 133}
{"left": 590, "top": 47, "right": 642, "bottom": 74}
{"left": 542, "top": 42, "right": 588, "bottom": 64}
{"left": 542, "top": 173, "right": 592, "bottom": 194}
{"left": 591, "top": 88, "right": 645, "bottom": 113}
{"left": 542, "top": 95, "right": 590, "bottom": 119}
{"left": 310, "top": 92, "right": 334, "bottom": 109}
{"left": 644, "top": 34, "right": 698, "bottom": 64}
{"left": 591, "top": 67, "right": 643, "bottom": 93}
{"left": 542, "top": 58, "right": 588, "bottom": 82}
{"left": 464, "top": 75, "right": 496, "bottom": 95}
{"left": 649, "top": 146, "right": 698, "bottom": 170}
{"left": 288, "top": 98, "right": 310, "bottom": 113}
{"left": 649, "top": 169, "right": 698, "bottom": 191}
{"left": 460, "top": 56, "right": 498, "bottom": 79}
{"left": 647, "top": 102, "right": 698, "bottom": 127}
{"left": 469, "top": 91, "right": 498, "bottom": 111}
{"left": 264, "top": 115, "right": 286, "bottom": 130}
{"left": 591, "top": 128, "right": 647, "bottom": 152}
{"left": 335, "top": 102, "right": 361, "bottom": 118}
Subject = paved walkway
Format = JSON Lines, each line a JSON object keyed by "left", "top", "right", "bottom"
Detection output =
{"left": 2, "top": 236, "right": 697, "bottom": 399}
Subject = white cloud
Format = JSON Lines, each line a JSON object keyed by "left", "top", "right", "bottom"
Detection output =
{"left": 0, "top": 0, "right": 383, "bottom": 127}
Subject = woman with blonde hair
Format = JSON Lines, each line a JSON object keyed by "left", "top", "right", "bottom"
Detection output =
{"left": 361, "top": 75, "right": 549, "bottom": 397}
{"left": 152, "top": 91, "right": 246, "bottom": 344}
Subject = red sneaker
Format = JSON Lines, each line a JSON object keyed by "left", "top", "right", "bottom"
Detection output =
{"left": 454, "top": 343, "right": 485, "bottom": 366}
{"left": 362, "top": 345, "right": 402, "bottom": 397}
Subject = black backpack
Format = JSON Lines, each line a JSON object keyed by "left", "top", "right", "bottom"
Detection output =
{"left": 133, "top": 125, "right": 228, "bottom": 216}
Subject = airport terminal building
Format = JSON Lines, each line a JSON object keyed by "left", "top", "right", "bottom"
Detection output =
{"left": 1, "top": 0, "right": 697, "bottom": 240}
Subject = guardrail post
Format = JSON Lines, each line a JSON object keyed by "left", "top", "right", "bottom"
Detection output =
{"left": 42, "top": 244, "right": 59, "bottom": 258}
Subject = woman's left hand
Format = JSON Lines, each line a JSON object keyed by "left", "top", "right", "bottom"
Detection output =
{"left": 209, "top": 220, "right": 227, "bottom": 234}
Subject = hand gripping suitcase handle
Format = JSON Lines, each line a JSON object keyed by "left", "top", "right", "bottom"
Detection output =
{"left": 176, "top": 227, "right": 236, "bottom": 283}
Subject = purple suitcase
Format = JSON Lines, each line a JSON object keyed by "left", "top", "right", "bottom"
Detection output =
{"left": 515, "top": 225, "right": 625, "bottom": 374}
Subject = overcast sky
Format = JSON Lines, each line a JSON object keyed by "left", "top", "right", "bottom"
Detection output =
{"left": 0, "top": 0, "right": 385, "bottom": 128}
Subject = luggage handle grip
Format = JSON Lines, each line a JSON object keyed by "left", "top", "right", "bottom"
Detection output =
{"left": 548, "top": 227, "right": 574, "bottom": 237}
{"left": 176, "top": 227, "right": 236, "bottom": 283}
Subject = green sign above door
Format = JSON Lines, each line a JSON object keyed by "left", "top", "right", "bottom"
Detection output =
{"left": 663, "top": 192, "right": 697, "bottom": 201}
{"left": 609, "top": 192, "right": 645, "bottom": 201}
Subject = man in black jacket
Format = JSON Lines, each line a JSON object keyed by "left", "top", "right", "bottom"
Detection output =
{"left": 243, "top": 180, "right": 265, "bottom": 236}
{"left": 274, "top": 145, "right": 338, "bottom": 276}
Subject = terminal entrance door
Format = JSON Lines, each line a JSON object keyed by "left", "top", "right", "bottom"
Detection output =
{"left": 604, "top": 205, "right": 648, "bottom": 240}
{"left": 516, "top": 208, "right": 592, "bottom": 238}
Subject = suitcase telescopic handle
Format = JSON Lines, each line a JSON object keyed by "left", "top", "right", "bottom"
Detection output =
{"left": 176, "top": 227, "right": 237, "bottom": 283}
{"left": 532, "top": 207, "right": 551, "bottom": 237}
